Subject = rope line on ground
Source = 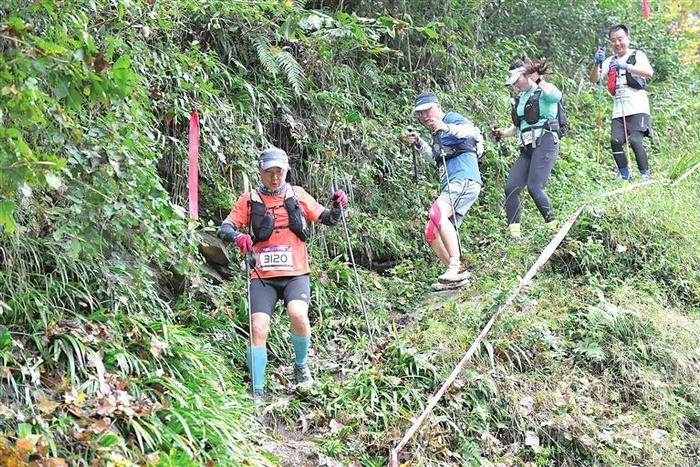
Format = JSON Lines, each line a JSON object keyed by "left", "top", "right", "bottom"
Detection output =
{"left": 672, "top": 159, "right": 700, "bottom": 186}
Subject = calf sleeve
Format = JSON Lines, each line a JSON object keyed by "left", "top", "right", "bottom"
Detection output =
{"left": 290, "top": 333, "right": 310, "bottom": 368}
{"left": 246, "top": 346, "right": 268, "bottom": 391}
{"left": 611, "top": 123, "right": 628, "bottom": 170}
{"left": 628, "top": 131, "right": 649, "bottom": 172}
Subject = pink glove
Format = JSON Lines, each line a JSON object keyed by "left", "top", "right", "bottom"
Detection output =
{"left": 235, "top": 234, "right": 253, "bottom": 254}
{"left": 332, "top": 190, "right": 348, "bottom": 208}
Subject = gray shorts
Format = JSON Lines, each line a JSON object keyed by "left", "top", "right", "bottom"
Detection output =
{"left": 250, "top": 274, "right": 311, "bottom": 316}
{"left": 438, "top": 179, "right": 481, "bottom": 227}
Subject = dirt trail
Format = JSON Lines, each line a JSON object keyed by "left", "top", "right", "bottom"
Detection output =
{"left": 254, "top": 283, "right": 482, "bottom": 466}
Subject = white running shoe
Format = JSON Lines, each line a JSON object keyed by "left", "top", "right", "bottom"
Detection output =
{"left": 438, "top": 262, "right": 460, "bottom": 282}
{"left": 438, "top": 263, "right": 471, "bottom": 283}
{"left": 431, "top": 277, "right": 470, "bottom": 291}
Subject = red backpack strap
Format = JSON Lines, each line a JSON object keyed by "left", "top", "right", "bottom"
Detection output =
{"left": 607, "top": 64, "right": 617, "bottom": 96}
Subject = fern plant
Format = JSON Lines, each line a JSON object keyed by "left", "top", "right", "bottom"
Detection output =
{"left": 276, "top": 48, "right": 305, "bottom": 96}
{"left": 253, "top": 36, "right": 305, "bottom": 96}
{"left": 292, "top": 0, "right": 308, "bottom": 11}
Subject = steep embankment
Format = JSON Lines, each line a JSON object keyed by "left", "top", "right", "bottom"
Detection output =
{"left": 1, "top": 0, "right": 699, "bottom": 465}
{"left": 379, "top": 178, "right": 700, "bottom": 466}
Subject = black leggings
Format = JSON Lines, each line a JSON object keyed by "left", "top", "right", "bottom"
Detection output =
{"left": 505, "top": 132, "right": 559, "bottom": 224}
{"left": 611, "top": 114, "right": 650, "bottom": 172}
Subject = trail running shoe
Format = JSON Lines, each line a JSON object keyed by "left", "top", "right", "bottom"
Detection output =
{"left": 431, "top": 277, "right": 470, "bottom": 291}
{"left": 508, "top": 223, "right": 522, "bottom": 240}
{"left": 438, "top": 260, "right": 472, "bottom": 283}
{"left": 544, "top": 220, "right": 558, "bottom": 230}
{"left": 438, "top": 267, "right": 471, "bottom": 284}
{"left": 294, "top": 365, "right": 313, "bottom": 389}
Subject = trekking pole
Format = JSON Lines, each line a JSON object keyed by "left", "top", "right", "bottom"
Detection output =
{"left": 616, "top": 67, "right": 633, "bottom": 171}
{"left": 244, "top": 252, "right": 255, "bottom": 396}
{"left": 332, "top": 178, "right": 374, "bottom": 349}
{"left": 596, "top": 109, "right": 602, "bottom": 165}
{"left": 596, "top": 46, "right": 603, "bottom": 165}
{"left": 409, "top": 134, "right": 422, "bottom": 208}
{"left": 437, "top": 131, "right": 462, "bottom": 256}
{"left": 238, "top": 171, "right": 257, "bottom": 396}
{"left": 491, "top": 125, "right": 506, "bottom": 183}
{"left": 409, "top": 129, "right": 420, "bottom": 183}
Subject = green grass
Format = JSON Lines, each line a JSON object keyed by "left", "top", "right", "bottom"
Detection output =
{"left": 2, "top": 0, "right": 699, "bottom": 465}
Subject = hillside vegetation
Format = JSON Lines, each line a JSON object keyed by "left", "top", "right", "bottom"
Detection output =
{"left": 1, "top": 0, "right": 699, "bottom": 465}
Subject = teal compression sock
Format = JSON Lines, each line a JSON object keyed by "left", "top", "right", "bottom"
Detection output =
{"left": 246, "top": 346, "right": 267, "bottom": 391}
{"left": 290, "top": 333, "right": 310, "bottom": 368}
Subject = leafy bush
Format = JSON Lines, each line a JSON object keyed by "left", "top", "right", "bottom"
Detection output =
{"left": 1, "top": 0, "right": 699, "bottom": 464}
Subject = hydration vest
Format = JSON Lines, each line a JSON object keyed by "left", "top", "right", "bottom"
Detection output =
{"left": 607, "top": 50, "right": 647, "bottom": 96}
{"left": 431, "top": 130, "right": 482, "bottom": 162}
{"left": 624, "top": 50, "right": 648, "bottom": 90}
{"left": 511, "top": 90, "right": 568, "bottom": 138}
{"left": 607, "top": 64, "right": 618, "bottom": 96}
{"left": 249, "top": 186, "right": 309, "bottom": 243}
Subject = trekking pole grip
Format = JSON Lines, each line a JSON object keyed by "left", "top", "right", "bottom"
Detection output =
{"left": 245, "top": 252, "right": 256, "bottom": 269}
{"left": 331, "top": 178, "right": 344, "bottom": 213}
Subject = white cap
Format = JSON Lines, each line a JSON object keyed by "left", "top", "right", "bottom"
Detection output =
{"left": 505, "top": 66, "right": 527, "bottom": 85}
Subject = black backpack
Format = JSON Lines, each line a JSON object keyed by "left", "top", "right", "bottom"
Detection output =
{"left": 625, "top": 50, "right": 647, "bottom": 90}
{"left": 511, "top": 90, "right": 568, "bottom": 138}
{"left": 555, "top": 97, "right": 568, "bottom": 138}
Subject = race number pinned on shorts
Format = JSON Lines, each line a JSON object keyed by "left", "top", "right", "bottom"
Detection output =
{"left": 258, "top": 245, "right": 294, "bottom": 271}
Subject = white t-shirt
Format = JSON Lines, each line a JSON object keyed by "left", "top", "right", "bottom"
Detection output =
{"left": 601, "top": 49, "right": 651, "bottom": 119}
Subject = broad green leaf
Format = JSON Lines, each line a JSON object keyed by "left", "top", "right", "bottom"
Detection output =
{"left": 112, "top": 55, "right": 133, "bottom": 94}
{"left": 346, "top": 110, "right": 362, "bottom": 123}
{"left": 420, "top": 25, "right": 439, "bottom": 40}
{"left": 45, "top": 172, "right": 62, "bottom": 189}
{"left": 34, "top": 38, "right": 67, "bottom": 56}
{"left": 17, "top": 423, "right": 33, "bottom": 438}
{"left": 6, "top": 128, "right": 21, "bottom": 139}
{"left": 96, "top": 432, "right": 121, "bottom": 448}
{"left": 0, "top": 326, "right": 11, "bottom": 352}
{"left": 67, "top": 239, "right": 82, "bottom": 259}
{"left": 53, "top": 81, "right": 70, "bottom": 99}
{"left": 5, "top": 17, "right": 28, "bottom": 35}
{"left": 0, "top": 201, "right": 16, "bottom": 234}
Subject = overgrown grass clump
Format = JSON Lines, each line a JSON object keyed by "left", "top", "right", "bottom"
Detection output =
{"left": 373, "top": 179, "right": 700, "bottom": 466}
{"left": 556, "top": 179, "right": 700, "bottom": 308}
{"left": 1, "top": 0, "right": 699, "bottom": 465}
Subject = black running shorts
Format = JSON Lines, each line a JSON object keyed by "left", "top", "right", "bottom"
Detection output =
{"left": 250, "top": 274, "right": 311, "bottom": 316}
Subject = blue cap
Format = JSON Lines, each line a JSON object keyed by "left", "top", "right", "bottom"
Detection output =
{"left": 412, "top": 93, "right": 439, "bottom": 112}
{"left": 258, "top": 148, "right": 289, "bottom": 170}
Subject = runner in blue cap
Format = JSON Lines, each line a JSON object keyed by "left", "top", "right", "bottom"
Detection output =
{"left": 403, "top": 93, "right": 484, "bottom": 290}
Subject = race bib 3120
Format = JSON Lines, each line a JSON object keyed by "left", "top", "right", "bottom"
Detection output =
{"left": 258, "top": 245, "right": 294, "bottom": 271}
